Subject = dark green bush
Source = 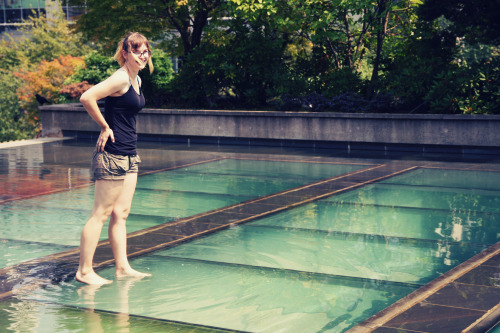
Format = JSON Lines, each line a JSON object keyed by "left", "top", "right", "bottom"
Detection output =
{"left": 0, "top": 70, "right": 38, "bottom": 141}
{"left": 72, "top": 51, "right": 119, "bottom": 85}
{"left": 140, "top": 49, "right": 175, "bottom": 107}
{"left": 169, "top": 19, "right": 291, "bottom": 109}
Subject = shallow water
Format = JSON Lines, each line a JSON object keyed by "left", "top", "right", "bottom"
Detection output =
{"left": 1, "top": 139, "right": 500, "bottom": 332}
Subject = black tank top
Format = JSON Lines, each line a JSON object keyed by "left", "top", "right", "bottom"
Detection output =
{"left": 104, "top": 76, "right": 145, "bottom": 155}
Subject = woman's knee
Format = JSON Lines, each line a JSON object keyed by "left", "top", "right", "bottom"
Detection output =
{"left": 90, "top": 203, "right": 114, "bottom": 221}
{"left": 111, "top": 206, "right": 130, "bottom": 222}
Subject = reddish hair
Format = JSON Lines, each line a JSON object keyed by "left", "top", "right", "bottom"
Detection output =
{"left": 114, "top": 32, "right": 154, "bottom": 73}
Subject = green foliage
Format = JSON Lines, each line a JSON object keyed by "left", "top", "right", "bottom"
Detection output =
{"left": 1, "top": 0, "right": 496, "bottom": 128}
{"left": 0, "top": 5, "right": 97, "bottom": 142}
{"left": 0, "top": 5, "right": 93, "bottom": 71}
{"left": 379, "top": 4, "right": 500, "bottom": 114}
{"left": 61, "top": 0, "right": 498, "bottom": 114}
{"left": 169, "top": 17, "right": 292, "bottom": 108}
{"left": 0, "top": 70, "right": 38, "bottom": 141}
{"left": 70, "top": 0, "right": 164, "bottom": 50}
{"left": 379, "top": 37, "right": 449, "bottom": 112}
{"left": 140, "top": 49, "right": 175, "bottom": 107}
{"left": 168, "top": 43, "right": 223, "bottom": 107}
{"left": 311, "top": 68, "right": 365, "bottom": 98}
{"left": 418, "top": 0, "right": 500, "bottom": 44}
{"left": 381, "top": 43, "right": 500, "bottom": 114}
{"left": 14, "top": 55, "right": 86, "bottom": 122}
{"left": 71, "top": 0, "right": 223, "bottom": 55}
{"left": 426, "top": 51, "right": 500, "bottom": 114}
{"left": 221, "top": 20, "right": 290, "bottom": 107}
{"left": 72, "top": 51, "right": 119, "bottom": 85}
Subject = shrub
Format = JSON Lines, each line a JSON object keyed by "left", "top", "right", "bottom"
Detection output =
{"left": 0, "top": 70, "right": 37, "bottom": 141}
{"left": 14, "top": 55, "right": 85, "bottom": 121}
{"left": 72, "top": 51, "right": 119, "bottom": 85}
{"left": 59, "top": 81, "right": 93, "bottom": 102}
{"left": 140, "top": 49, "right": 175, "bottom": 107}
{"left": 426, "top": 52, "right": 500, "bottom": 114}
{"left": 274, "top": 92, "right": 402, "bottom": 113}
{"left": 0, "top": 6, "right": 93, "bottom": 72}
{"left": 169, "top": 18, "right": 291, "bottom": 109}
{"left": 312, "top": 68, "right": 366, "bottom": 99}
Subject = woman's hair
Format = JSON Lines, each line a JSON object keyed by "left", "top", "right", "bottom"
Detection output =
{"left": 114, "top": 32, "right": 154, "bottom": 74}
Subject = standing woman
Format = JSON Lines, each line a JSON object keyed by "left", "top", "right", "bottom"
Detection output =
{"left": 76, "top": 32, "right": 153, "bottom": 285}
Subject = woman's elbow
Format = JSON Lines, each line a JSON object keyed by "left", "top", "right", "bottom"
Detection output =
{"left": 79, "top": 92, "right": 91, "bottom": 105}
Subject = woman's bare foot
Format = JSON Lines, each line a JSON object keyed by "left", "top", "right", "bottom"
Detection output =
{"left": 115, "top": 267, "right": 151, "bottom": 279}
{"left": 76, "top": 270, "right": 113, "bottom": 285}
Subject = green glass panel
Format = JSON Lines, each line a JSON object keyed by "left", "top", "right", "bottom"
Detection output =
{"left": 0, "top": 240, "right": 71, "bottom": 268}
{"left": 130, "top": 189, "right": 252, "bottom": 218}
{"left": 3, "top": 150, "right": 499, "bottom": 333}
{"left": 11, "top": 186, "right": 95, "bottom": 211}
{"left": 489, "top": 322, "right": 500, "bottom": 333}
{"left": 160, "top": 226, "right": 484, "bottom": 285}
{"left": 177, "top": 158, "right": 367, "bottom": 180}
{"left": 0, "top": 204, "right": 174, "bottom": 247}
{"left": 20, "top": 0, "right": 43, "bottom": 8}
{"left": 327, "top": 184, "right": 500, "bottom": 213}
{"left": 23, "top": 256, "right": 416, "bottom": 333}
{"left": 2, "top": 158, "right": 359, "bottom": 268}
{"left": 0, "top": 299, "right": 226, "bottom": 333}
{"left": 137, "top": 172, "right": 306, "bottom": 197}
{"left": 383, "top": 168, "right": 500, "bottom": 191}
{"left": 250, "top": 201, "right": 500, "bottom": 245}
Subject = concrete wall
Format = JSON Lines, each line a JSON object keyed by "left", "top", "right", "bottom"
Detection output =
{"left": 40, "top": 103, "right": 500, "bottom": 152}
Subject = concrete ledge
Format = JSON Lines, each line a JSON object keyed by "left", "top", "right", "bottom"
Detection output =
{"left": 40, "top": 103, "right": 500, "bottom": 152}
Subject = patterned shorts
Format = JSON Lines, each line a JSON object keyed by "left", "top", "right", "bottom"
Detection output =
{"left": 91, "top": 150, "right": 141, "bottom": 181}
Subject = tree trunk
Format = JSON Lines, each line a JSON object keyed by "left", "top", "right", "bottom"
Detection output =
{"left": 165, "top": 0, "right": 220, "bottom": 56}
{"left": 367, "top": 0, "right": 390, "bottom": 98}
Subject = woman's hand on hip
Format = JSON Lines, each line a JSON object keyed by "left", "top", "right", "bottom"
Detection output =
{"left": 97, "top": 127, "right": 115, "bottom": 152}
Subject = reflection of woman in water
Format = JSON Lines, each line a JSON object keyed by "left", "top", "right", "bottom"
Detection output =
{"left": 76, "top": 32, "right": 153, "bottom": 285}
{"left": 78, "top": 277, "right": 141, "bottom": 332}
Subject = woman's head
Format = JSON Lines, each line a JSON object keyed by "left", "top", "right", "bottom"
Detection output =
{"left": 114, "top": 32, "right": 154, "bottom": 73}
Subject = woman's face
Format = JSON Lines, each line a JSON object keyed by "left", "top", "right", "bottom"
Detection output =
{"left": 125, "top": 43, "right": 150, "bottom": 71}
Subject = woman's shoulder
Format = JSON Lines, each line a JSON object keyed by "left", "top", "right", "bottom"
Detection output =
{"left": 110, "top": 68, "right": 130, "bottom": 82}
{"left": 104, "top": 68, "right": 130, "bottom": 90}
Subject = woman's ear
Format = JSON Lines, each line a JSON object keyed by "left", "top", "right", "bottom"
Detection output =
{"left": 122, "top": 49, "right": 128, "bottom": 62}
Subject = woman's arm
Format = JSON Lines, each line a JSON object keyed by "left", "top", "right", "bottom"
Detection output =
{"left": 80, "top": 70, "right": 129, "bottom": 151}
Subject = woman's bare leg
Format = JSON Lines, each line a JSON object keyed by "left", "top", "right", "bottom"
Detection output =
{"left": 109, "top": 172, "right": 151, "bottom": 278}
{"left": 76, "top": 179, "right": 124, "bottom": 285}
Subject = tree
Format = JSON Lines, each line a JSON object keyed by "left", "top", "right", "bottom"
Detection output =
{"left": 0, "top": 3, "right": 92, "bottom": 71}
{"left": 366, "top": 0, "right": 422, "bottom": 96}
{"left": 231, "top": 0, "right": 422, "bottom": 97}
{"left": 72, "top": 0, "right": 223, "bottom": 55}
{"left": 0, "top": 3, "right": 95, "bottom": 141}
{"left": 416, "top": 0, "right": 500, "bottom": 114}
{"left": 378, "top": 0, "right": 500, "bottom": 114}
{"left": 139, "top": 49, "right": 175, "bottom": 107}
{"left": 418, "top": 0, "right": 500, "bottom": 44}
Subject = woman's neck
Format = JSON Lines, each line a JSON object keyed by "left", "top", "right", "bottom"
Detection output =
{"left": 123, "top": 63, "right": 139, "bottom": 80}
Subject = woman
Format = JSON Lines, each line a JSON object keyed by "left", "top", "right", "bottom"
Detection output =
{"left": 76, "top": 32, "right": 153, "bottom": 285}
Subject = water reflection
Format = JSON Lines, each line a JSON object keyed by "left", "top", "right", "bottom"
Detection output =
{"left": 76, "top": 276, "right": 146, "bottom": 333}
{"left": 0, "top": 277, "right": 145, "bottom": 332}
{"left": 434, "top": 221, "right": 464, "bottom": 242}
{"left": 77, "top": 284, "right": 105, "bottom": 333}
{"left": 1, "top": 299, "right": 42, "bottom": 333}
